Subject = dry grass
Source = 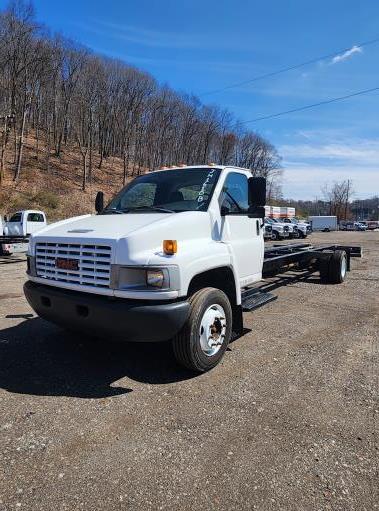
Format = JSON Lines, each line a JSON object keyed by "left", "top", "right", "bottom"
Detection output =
{"left": 0, "top": 133, "right": 134, "bottom": 221}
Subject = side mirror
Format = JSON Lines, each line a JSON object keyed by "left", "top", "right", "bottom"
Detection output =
{"left": 95, "top": 191, "right": 104, "bottom": 213}
{"left": 248, "top": 177, "right": 266, "bottom": 208}
{"left": 248, "top": 206, "right": 266, "bottom": 219}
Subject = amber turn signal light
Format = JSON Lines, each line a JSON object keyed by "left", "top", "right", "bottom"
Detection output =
{"left": 163, "top": 240, "right": 177, "bottom": 255}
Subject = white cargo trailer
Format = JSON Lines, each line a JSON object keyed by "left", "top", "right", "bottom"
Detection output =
{"left": 279, "top": 207, "right": 295, "bottom": 218}
{"left": 308, "top": 216, "right": 337, "bottom": 232}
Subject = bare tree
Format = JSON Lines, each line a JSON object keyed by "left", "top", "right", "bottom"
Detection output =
{"left": 0, "top": 0, "right": 283, "bottom": 194}
{"left": 321, "top": 180, "right": 354, "bottom": 220}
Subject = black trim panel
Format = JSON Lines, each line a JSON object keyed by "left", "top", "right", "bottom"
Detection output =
{"left": 24, "top": 281, "right": 190, "bottom": 342}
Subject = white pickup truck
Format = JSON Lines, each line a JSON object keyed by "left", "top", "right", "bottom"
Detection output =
{"left": 3, "top": 210, "right": 47, "bottom": 236}
{"left": 24, "top": 165, "right": 360, "bottom": 372}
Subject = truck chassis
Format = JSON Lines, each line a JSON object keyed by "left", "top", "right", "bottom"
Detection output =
{"left": 240, "top": 242, "right": 361, "bottom": 312}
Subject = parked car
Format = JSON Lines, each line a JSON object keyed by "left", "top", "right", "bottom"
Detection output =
{"left": 3, "top": 210, "right": 47, "bottom": 237}
{"left": 270, "top": 218, "right": 297, "bottom": 239}
{"left": 281, "top": 217, "right": 311, "bottom": 238}
{"left": 354, "top": 222, "right": 368, "bottom": 231}
{"left": 339, "top": 221, "right": 363, "bottom": 231}
{"left": 265, "top": 217, "right": 290, "bottom": 241}
{"left": 362, "top": 220, "right": 379, "bottom": 230}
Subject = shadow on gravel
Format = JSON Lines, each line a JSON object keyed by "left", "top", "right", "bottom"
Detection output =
{"left": 0, "top": 318, "right": 196, "bottom": 399}
{"left": 260, "top": 269, "right": 323, "bottom": 290}
{"left": 0, "top": 256, "right": 26, "bottom": 265}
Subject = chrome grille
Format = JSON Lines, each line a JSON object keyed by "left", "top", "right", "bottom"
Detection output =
{"left": 35, "top": 242, "right": 112, "bottom": 288}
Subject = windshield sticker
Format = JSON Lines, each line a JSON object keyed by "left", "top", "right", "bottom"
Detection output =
{"left": 197, "top": 169, "right": 217, "bottom": 206}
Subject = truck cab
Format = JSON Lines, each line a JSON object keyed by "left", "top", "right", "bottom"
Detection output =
{"left": 24, "top": 166, "right": 266, "bottom": 372}
{"left": 4, "top": 210, "right": 47, "bottom": 237}
{"left": 281, "top": 217, "right": 310, "bottom": 238}
{"left": 264, "top": 217, "right": 289, "bottom": 240}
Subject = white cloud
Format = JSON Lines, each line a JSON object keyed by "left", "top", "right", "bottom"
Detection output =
{"left": 280, "top": 140, "right": 379, "bottom": 165}
{"left": 331, "top": 45, "right": 362, "bottom": 64}
{"left": 282, "top": 164, "right": 378, "bottom": 200}
{"left": 279, "top": 136, "right": 379, "bottom": 199}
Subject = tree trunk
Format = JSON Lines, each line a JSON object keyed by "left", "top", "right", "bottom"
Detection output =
{"left": 82, "top": 151, "right": 87, "bottom": 191}
{"left": 0, "top": 116, "right": 10, "bottom": 187}
{"left": 14, "top": 107, "right": 28, "bottom": 181}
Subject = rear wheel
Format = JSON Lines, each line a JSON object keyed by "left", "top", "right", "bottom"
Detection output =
{"left": 172, "top": 287, "right": 232, "bottom": 372}
{"left": 320, "top": 250, "right": 347, "bottom": 284}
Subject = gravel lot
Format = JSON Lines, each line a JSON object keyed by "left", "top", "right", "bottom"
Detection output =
{"left": 0, "top": 231, "right": 378, "bottom": 510}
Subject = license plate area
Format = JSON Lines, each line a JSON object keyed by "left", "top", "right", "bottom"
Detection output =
{"left": 55, "top": 258, "right": 79, "bottom": 271}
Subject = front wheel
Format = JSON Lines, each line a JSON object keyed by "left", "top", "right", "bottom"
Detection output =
{"left": 172, "top": 287, "right": 232, "bottom": 372}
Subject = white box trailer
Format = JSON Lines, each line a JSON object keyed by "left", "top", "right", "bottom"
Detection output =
{"left": 308, "top": 216, "right": 337, "bottom": 232}
{"left": 279, "top": 207, "right": 295, "bottom": 219}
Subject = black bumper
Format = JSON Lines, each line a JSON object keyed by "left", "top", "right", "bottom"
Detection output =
{"left": 24, "top": 281, "right": 190, "bottom": 342}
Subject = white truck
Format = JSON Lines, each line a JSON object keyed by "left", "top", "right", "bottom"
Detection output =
{"left": 264, "top": 217, "right": 290, "bottom": 240}
{"left": 3, "top": 210, "right": 47, "bottom": 236}
{"left": 0, "top": 210, "right": 47, "bottom": 256}
{"left": 281, "top": 217, "right": 311, "bottom": 238}
{"left": 308, "top": 216, "right": 337, "bottom": 232}
{"left": 24, "top": 165, "right": 361, "bottom": 372}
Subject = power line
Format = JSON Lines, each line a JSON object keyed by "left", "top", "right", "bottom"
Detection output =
{"left": 200, "top": 36, "right": 379, "bottom": 97}
{"left": 237, "top": 86, "right": 379, "bottom": 124}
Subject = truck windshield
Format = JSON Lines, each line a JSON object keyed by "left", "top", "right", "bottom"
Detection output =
{"left": 103, "top": 168, "right": 221, "bottom": 214}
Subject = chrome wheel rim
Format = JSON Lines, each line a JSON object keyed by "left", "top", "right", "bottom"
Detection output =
{"left": 341, "top": 256, "right": 347, "bottom": 279}
{"left": 199, "top": 304, "right": 227, "bottom": 357}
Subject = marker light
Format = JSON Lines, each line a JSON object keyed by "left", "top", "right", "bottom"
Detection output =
{"left": 163, "top": 240, "right": 177, "bottom": 255}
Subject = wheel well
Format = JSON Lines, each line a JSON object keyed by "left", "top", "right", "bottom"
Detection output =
{"left": 187, "top": 267, "right": 237, "bottom": 306}
{"left": 187, "top": 267, "right": 243, "bottom": 336}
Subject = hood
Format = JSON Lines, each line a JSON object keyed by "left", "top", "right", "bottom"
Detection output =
{"left": 34, "top": 212, "right": 175, "bottom": 241}
{"left": 31, "top": 211, "right": 212, "bottom": 266}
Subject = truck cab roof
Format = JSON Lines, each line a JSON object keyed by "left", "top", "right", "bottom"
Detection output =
{"left": 152, "top": 165, "right": 252, "bottom": 177}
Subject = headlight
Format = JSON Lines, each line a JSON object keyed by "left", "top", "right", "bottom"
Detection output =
{"left": 146, "top": 269, "right": 165, "bottom": 288}
{"left": 112, "top": 266, "right": 173, "bottom": 291}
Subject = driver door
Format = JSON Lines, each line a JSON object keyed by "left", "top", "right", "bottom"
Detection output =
{"left": 220, "top": 172, "right": 263, "bottom": 286}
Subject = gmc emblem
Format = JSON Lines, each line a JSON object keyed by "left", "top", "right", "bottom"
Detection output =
{"left": 56, "top": 258, "right": 79, "bottom": 271}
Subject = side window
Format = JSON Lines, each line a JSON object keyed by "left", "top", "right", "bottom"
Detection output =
{"left": 9, "top": 213, "right": 22, "bottom": 222}
{"left": 27, "top": 213, "right": 44, "bottom": 222}
{"left": 220, "top": 173, "right": 249, "bottom": 213}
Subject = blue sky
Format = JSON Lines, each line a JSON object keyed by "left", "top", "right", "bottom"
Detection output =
{"left": 3, "top": 0, "right": 378, "bottom": 199}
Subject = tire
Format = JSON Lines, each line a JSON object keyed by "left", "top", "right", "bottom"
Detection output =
{"left": 271, "top": 231, "right": 279, "bottom": 241}
{"left": 172, "top": 287, "right": 232, "bottom": 372}
{"left": 320, "top": 250, "right": 347, "bottom": 284}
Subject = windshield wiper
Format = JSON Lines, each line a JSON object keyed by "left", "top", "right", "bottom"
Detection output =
{"left": 101, "top": 208, "right": 124, "bottom": 215}
{"left": 122, "top": 205, "right": 176, "bottom": 213}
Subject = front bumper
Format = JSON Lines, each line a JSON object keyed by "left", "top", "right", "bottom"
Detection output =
{"left": 24, "top": 281, "right": 190, "bottom": 342}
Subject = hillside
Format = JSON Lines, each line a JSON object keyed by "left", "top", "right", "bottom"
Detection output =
{"left": 0, "top": 133, "right": 132, "bottom": 221}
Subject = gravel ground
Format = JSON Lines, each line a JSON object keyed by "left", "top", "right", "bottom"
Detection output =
{"left": 0, "top": 231, "right": 378, "bottom": 510}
